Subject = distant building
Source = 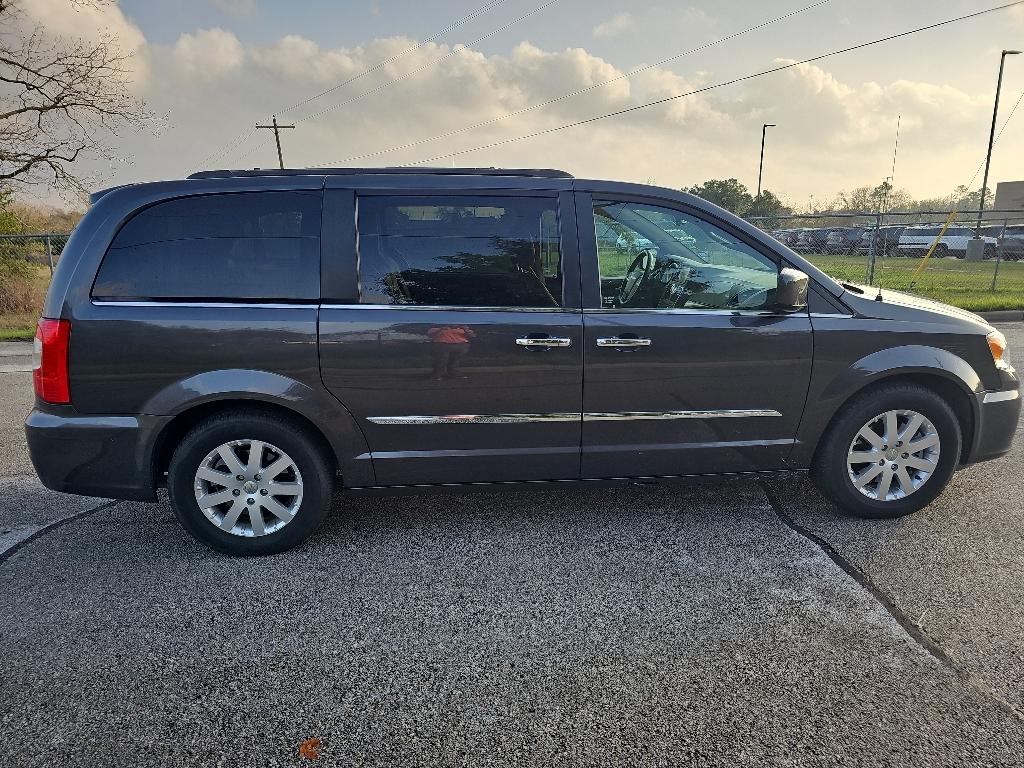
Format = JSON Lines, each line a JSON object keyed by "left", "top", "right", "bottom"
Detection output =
{"left": 986, "top": 181, "right": 1024, "bottom": 223}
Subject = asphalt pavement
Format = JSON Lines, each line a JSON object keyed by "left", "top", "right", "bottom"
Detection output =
{"left": 1, "top": 326, "right": 1023, "bottom": 767}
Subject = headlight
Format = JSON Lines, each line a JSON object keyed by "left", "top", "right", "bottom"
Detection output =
{"left": 987, "top": 330, "right": 1007, "bottom": 365}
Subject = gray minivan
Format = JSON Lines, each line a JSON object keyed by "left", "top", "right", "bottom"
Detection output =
{"left": 26, "top": 168, "right": 1020, "bottom": 555}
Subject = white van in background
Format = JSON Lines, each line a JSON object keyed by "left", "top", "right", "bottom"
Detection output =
{"left": 896, "top": 226, "right": 997, "bottom": 259}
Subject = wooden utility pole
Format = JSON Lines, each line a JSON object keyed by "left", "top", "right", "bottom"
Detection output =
{"left": 255, "top": 115, "right": 295, "bottom": 169}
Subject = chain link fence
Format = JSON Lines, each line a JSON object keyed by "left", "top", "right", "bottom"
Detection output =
{"left": 0, "top": 233, "right": 70, "bottom": 275}
{"left": 0, "top": 233, "right": 70, "bottom": 316}
{"left": 747, "top": 210, "right": 1024, "bottom": 312}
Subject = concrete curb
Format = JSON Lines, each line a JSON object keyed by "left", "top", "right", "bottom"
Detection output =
{"left": 976, "top": 310, "right": 1024, "bottom": 322}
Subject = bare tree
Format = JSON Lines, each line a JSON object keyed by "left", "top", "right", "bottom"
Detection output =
{"left": 0, "top": 0, "right": 148, "bottom": 198}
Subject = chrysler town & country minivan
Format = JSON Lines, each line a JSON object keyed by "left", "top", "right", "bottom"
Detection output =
{"left": 26, "top": 168, "right": 1020, "bottom": 555}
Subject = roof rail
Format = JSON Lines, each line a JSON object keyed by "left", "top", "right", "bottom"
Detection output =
{"left": 188, "top": 167, "right": 573, "bottom": 180}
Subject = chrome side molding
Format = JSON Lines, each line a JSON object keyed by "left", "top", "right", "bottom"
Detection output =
{"left": 583, "top": 409, "right": 781, "bottom": 421}
{"left": 366, "top": 413, "right": 580, "bottom": 425}
{"left": 367, "top": 409, "right": 782, "bottom": 425}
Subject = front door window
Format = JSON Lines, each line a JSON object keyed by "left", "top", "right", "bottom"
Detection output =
{"left": 593, "top": 200, "right": 779, "bottom": 311}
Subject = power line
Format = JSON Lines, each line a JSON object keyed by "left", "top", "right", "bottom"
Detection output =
{"left": 276, "top": 0, "right": 508, "bottom": 117}
{"left": 399, "top": 0, "right": 1024, "bottom": 167}
{"left": 313, "top": 0, "right": 834, "bottom": 167}
{"left": 196, "top": 126, "right": 257, "bottom": 169}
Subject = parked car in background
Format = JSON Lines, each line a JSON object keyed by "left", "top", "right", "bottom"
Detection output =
{"left": 857, "top": 225, "right": 906, "bottom": 256}
{"left": 26, "top": 167, "right": 1020, "bottom": 555}
{"left": 796, "top": 227, "right": 832, "bottom": 253}
{"left": 825, "top": 227, "right": 868, "bottom": 255}
{"left": 981, "top": 224, "right": 1024, "bottom": 261}
{"left": 897, "top": 226, "right": 997, "bottom": 259}
{"left": 771, "top": 229, "right": 802, "bottom": 249}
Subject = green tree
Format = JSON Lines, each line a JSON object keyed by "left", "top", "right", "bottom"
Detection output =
{"left": 682, "top": 178, "right": 753, "bottom": 215}
{"left": 754, "top": 189, "right": 791, "bottom": 216}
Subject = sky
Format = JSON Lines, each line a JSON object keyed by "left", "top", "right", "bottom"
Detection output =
{"left": 21, "top": 0, "right": 1024, "bottom": 207}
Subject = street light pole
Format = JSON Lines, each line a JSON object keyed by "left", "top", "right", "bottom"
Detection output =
{"left": 756, "top": 123, "right": 775, "bottom": 217}
{"left": 976, "top": 50, "right": 1020, "bottom": 235}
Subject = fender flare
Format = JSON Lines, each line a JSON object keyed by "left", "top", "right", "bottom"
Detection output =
{"left": 141, "top": 368, "right": 374, "bottom": 486}
{"left": 792, "top": 345, "right": 983, "bottom": 467}
{"left": 819, "top": 345, "right": 983, "bottom": 402}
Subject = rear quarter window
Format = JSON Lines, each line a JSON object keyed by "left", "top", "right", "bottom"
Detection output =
{"left": 92, "top": 191, "right": 322, "bottom": 301}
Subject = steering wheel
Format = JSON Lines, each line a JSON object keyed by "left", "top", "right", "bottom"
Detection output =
{"left": 617, "top": 248, "right": 656, "bottom": 306}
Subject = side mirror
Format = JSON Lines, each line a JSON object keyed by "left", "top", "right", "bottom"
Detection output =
{"left": 775, "top": 267, "right": 809, "bottom": 311}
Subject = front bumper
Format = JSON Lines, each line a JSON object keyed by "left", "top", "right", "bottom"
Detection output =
{"left": 25, "top": 408, "right": 164, "bottom": 501}
{"left": 965, "top": 387, "right": 1021, "bottom": 465}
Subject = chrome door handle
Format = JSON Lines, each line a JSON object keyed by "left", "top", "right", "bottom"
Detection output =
{"left": 596, "top": 337, "right": 652, "bottom": 347}
{"left": 516, "top": 337, "right": 572, "bottom": 347}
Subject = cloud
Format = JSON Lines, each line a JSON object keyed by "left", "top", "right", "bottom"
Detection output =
{"left": 212, "top": 0, "right": 257, "bottom": 19}
{"left": 18, "top": 0, "right": 150, "bottom": 86}
{"left": 55, "top": 22, "right": 1021, "bottom": 206}
{"left": 172, "top": 28, "right": 245, "bottom": 81}
{"left": 592, "top": 12, "right": 633, "bottom": 39}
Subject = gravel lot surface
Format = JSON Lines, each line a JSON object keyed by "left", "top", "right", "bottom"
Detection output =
{"left": 1, "top": 327, "right": 1023, "bottom": 767}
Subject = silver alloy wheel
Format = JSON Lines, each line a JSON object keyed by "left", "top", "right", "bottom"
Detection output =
{"left": 846, "top": 409, "right": 940, "bottom": 502}
{"left": 193, "top": 439, "right": 304, "bottom": 537}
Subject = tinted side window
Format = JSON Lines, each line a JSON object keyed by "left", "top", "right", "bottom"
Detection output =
{"left": 93, "top": 191, "right": 321, "bottom": 301}
{"left": 357, "top": 195, "right": 561, "bottom": 307}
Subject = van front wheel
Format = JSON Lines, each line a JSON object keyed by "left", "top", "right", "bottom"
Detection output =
{"left": 812, "top": 384, "right": 961, "bottom": 519}
{"left": 167, "top": 411, "right": 333, "bottom": 555}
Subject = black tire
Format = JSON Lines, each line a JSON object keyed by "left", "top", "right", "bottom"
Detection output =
{"left": 812, "top": 383, "right": 961, "bottom": 519}
{"left": 167, "top": 410, "right": 333, "bottom": 555}
{"left": 933, "top": 243, "right": 949, "bottom": 258}
{"left": 984, "top": 244, "right": 996, "bottom": 260}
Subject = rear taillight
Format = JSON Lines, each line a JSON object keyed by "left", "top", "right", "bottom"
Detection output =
{"left": 32, "top": 318, "right": 71, "bottom": 404}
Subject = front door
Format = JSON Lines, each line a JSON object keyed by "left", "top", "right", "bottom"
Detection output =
{"left": 319, "top": 190, "right": 583, "bottom": 486}
{"left": 577, "top": 192, "right": 813, "bottom": 478}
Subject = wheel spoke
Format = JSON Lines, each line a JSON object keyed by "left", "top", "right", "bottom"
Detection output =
{"left": 907, "top": 433, "right": 940, "bottom": 454}
{"left": 895, "top": 467, "right": 915, "bottom": 496}
{"left": 899, "top": 413, "right": 924, "bottom": 442}
{"left": 857, "top": 426, "right": 885, "bottom": 449}
{"left": 267, "top": 481, "right": 301, "bottom": 496}
{"left": 220, "top": 499, "right": 246, "bottom": 531}
{"left": 884, "top": 411, "right": 899, "bottom": 445}
{"left": 196, "top": 467, "right": 233, "bottom": 486}
{"left": 261, "top": 454, "right": 292, "bottom": 482}
{"left": 197, "top": 488, "right": 234, "bottom": 508}
{"left": 853, "top": 463, "right": 883, "bottom": 489}
{"left": 875, "top": 467, "right": 894, "bottom": 500}
{"left": 246, "top": 440, "right": 265, "bottom": 475}
{"left": 248, "top": 505, "right": 266, "bottom": 536}
{"left": 261, "top": 496, "right": 295, "bottom": 522}
{"left": 848, "top": 451, "right": 880, "bottom": 465}
{"left": 904, "top": 455, "right": 936, "bottom": 472}
{"left": 216, "top": 445, "right": 246, "bottom": 476}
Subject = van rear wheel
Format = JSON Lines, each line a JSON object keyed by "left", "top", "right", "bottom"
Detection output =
{"left": 167, "top": 411, "right": 333, "bottom": 555}
{"left": 812, "top": 383, "right": 961, "bottom": 519}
